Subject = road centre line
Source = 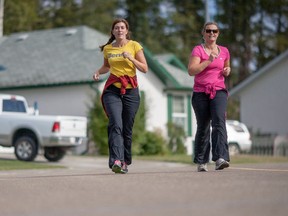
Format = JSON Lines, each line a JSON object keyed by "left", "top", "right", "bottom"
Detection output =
{"left": 230, "top": 167, "right": 288, "bottom": 172}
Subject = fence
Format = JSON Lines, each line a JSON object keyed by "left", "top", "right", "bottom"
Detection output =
{"left": 250, "top": 134, "right": 288, "bottom": 156}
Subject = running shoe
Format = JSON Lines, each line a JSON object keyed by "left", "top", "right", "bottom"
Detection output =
{"left": 215, "top": 158, "right": 230, "bottom": 170}
{"left": 112, "top": 160, "right": 122, "bottom": 173}
{"left": 197, "top": 164, "right": 208, "bottom": 172}
{"left": 121, "top": 162, "right": 128, "bottom": 174}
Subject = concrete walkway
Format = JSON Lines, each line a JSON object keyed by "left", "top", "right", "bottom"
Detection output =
{"left": 0, "top": 153, "right": 288, "bottom": 216}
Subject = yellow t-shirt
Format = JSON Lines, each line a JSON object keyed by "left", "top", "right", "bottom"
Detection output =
{"left": 103, "top": 40, "right": 143, "bottom": 88}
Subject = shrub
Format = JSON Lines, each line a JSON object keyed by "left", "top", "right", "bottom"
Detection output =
{"left": 167, "top": 122, "right": 186, "bottom": 154}
{"left": 137, "top": 129, "right": 169, "bottom": 155}
{"left": 88, "top": 91, "right": 169, "bottom": 156}
{"left": 87, "top": 92, "right": 109, "bottom": 155}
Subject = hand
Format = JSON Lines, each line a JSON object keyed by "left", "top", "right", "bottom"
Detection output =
{"left": 208, "top": 51, "right": 218, "bottom": 62}
{"left": 122, "top": 51, "right": 132, "bottom": 61}
{"left": 93, "top": 71, "right": 100, "bottom": 81}
{"left": 223, "top": 67, "right": 231, "bottom": 76}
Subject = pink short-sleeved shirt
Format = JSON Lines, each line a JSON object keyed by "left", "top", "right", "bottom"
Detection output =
{"left": 191, "top": 44, "right": 230, "bottom": 93}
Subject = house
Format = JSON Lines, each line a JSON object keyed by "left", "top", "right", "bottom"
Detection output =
{"left": 229, "top": 49, "right": 288, "bottom": 136}
{"left": 0, "top": 26, "right": 196, "bottom": 154}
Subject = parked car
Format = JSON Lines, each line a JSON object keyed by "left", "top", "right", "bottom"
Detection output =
{"left": 226, "top": 120, "right": 252, "bottom": 155}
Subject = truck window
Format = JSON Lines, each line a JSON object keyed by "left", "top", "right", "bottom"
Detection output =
{"left": 2, "top": 99, "right": 26, "bottom": 113}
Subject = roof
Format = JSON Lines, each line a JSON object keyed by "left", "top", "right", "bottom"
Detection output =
{"left": 154, "top": 54, "right": 193, "bottom": 90}
{"left": 229, "top": 49, "right": 288, "bottom": 96}
{"left": 0, "top": 26, "right": 191, "bottom": 91}
{"left": 0, "top": 26, "right": 108, "bottom": 89}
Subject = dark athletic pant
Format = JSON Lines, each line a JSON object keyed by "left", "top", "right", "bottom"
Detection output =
{"left": 102, "top": 85, "right": 140, "bottom": 169}
{"left": 192, "top": 90, "right": 230, "bottom": 164}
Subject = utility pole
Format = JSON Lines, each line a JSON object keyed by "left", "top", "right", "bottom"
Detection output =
{"left": 0, "top": 0, "right": 4, "bottom": 37}
{"left": 205, "top": 0, "right": 210, "bottom": 22}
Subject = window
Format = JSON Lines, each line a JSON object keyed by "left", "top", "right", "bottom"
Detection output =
{"left": 3, "top": 99, "right": 26, "bottom": 113}
{"left": 172, "top": 95, "right": 187, "bottom": 132}
{"left": 227, "top": 122, "right": 245, "bottom": 133}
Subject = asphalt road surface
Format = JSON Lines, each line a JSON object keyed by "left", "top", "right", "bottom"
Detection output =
{"left": 0, "top": 153, "right": 288, "bottom": 216}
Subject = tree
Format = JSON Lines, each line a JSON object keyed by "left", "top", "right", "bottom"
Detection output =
{"left": 215, "top": 0, "right": 288, "bottom": 87}
{"left": 120, "top": 0, "right": 171, "bottom": 53}
{"left": 255, "top": 0, "right": 288, "bottom": 68}
{"left": 4, "top": 0, "right": 40, "bottom": 34}
{"left": 166, "top": 0, "right": 205, "bottom": 64}
{"left": 78, "top": 0, "right": 118, "bottom": 34}
{"left": 215, "top": 0, "right": 256, "bottom": 87}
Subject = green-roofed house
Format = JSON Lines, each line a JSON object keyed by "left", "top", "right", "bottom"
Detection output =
{"left": 0, "top": 26, "right": 196, "bottom": 155}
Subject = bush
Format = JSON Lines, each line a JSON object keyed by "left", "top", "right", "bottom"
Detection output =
{"left": 167, "top": 122, "right": 186, "bottom": 154}
{"left": 88, "top": 91, "right": 169, "bottom": 156}
{"left": 87, "top": 92, "right": 109, "bottom": 155}
{"left": 137, "top": 130, "right": 169, "bottom": 155}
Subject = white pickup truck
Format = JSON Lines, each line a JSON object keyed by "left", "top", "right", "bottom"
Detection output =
{"left": 0, "top": 94, "right": 88, "bottom": 162}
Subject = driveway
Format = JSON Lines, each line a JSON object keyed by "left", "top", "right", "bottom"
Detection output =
{"left": 0, "top": 153, "right": 288, "bottom": 216}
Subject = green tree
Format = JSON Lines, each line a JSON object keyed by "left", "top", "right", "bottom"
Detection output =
{"left": 121, "top": 0, "right": 171, "bottom": 54}
{"left": 120, "top": 0, "right": 205, "bottom": 64}
{"left": 41, "top": 0, "right": 82, "bottom": 28}
{"left": 215, "top": 0, "right": 288, "bottom": 87}
{"left": 255, "top": 0, "right": 288, "bottom": 68}
{"left": 166, "top": 0, "right": 205, "bottom": 64}
{"left": 215, "top": 0, "right": 256, "bottom": 86}
{"left": 78, "top": 0, "right": 118, "bottom": 33}
{"left": 4, "top": 0, "right": 40, "bottom": 34}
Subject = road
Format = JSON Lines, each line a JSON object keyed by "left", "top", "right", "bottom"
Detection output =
{"left": 0, "top": 153, "right": 288, "bottom": 216}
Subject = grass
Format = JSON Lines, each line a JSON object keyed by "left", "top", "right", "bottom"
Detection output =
{"left": 135, "top": 154, "right": 288, "bottom": 164}
{"left": 0, "top": 158, "right": 65, "bottom": 171}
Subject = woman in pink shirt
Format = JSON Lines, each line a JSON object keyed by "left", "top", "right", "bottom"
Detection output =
{"left": 188, "top": 22, "right": 231, "bottom": 172}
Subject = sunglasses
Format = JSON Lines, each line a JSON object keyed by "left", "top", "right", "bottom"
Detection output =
{"left": 205, "top": 29, "right": 219, "bottom": 34}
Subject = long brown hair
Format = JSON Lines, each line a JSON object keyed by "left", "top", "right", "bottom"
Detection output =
{"left": 99, "top": 18, "right": 131, "bottom": 51}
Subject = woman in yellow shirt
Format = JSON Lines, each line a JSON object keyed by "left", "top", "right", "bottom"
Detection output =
{"left": 93, "top": 18, "right": 148, "bottom": 174}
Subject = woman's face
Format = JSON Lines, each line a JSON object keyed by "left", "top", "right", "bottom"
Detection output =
{"left": 112, "top": 22, "right": 128, "bottom": 40}
{"left": 203, "top": 24, "right": 219, "bottom": 43}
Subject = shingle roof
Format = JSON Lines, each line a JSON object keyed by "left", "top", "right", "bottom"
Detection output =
{"left": 154, "top": 54, "right": 193, "bottom": 90}
{"left": 0, "top": 26, "right": 108, "bottom": 89}
{"left": 0, "top": 26, "right": 191, "bottom": 90}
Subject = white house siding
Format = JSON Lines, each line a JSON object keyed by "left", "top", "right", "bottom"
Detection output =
{"left": 137, "top": 71, "right": 168, "bottom": 136}
{"left": 239, "top": 60, "right": 288, "bottom": 135}
{"left": 0, "top": 85, "right": 95, "bottom": 117}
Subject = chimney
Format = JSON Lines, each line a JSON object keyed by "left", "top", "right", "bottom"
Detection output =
{"left": 0, "top": 0, "right": 4, "bottom": 37}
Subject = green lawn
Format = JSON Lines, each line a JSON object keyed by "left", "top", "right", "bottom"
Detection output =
{"left": 0, "top": 158, "right": 65, "bottom": 171}
{"left": 135, "top": 154, "right": 288, "bottom": 164}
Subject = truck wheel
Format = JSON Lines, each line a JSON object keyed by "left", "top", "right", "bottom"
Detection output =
{"left": 14, "top": 136, "right": 37, "bottom": 161}
{"left": 44, "top": 147, "right": 66, "bottom": 162}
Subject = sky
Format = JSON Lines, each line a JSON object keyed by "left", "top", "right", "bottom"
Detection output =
{"left": 207, "top": 0, "right": 217, "bottom": 21}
